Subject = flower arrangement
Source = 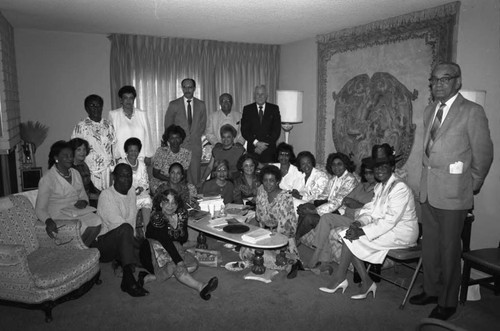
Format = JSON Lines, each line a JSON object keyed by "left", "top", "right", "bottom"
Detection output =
{"left": 19, "top": 121, "right": 49, "bottom": 151}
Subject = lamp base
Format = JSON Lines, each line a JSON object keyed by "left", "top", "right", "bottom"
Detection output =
{"left": 281, "top": 123, "right": 294, "bottom": 144}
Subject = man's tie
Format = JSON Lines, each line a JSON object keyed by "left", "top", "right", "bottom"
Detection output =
{"left": 425, "top": 102, "right": 445, "bottom": 157}
{"left": 258, "top": 105, "right": 263, "bottom": 124}
{"left": 187, "top": 99, "right": 193, "bottom": 128}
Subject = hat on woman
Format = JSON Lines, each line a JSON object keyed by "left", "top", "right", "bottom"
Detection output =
{"left": 361, "top": 156, "right": 376, "bottom": 170}
{"left": 371, "top": 143, "right": 397, "bottom": 167}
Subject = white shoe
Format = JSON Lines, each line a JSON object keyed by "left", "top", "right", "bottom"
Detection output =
{"left": 351, "top": 282, "right": 377, "bottom": 299}
{"left": 319, "top": 279, "right": 349, "bottom": 294}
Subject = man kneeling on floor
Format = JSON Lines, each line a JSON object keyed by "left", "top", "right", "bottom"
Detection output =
{"left": 95, "top": 163, "right": 148, "bottom": 297}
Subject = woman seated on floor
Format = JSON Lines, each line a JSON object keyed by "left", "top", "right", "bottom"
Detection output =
{"left": 155, "top": 162, "right": 198, "bottom": 208}
{"left": 319, "top": 144, "right": 418, "bottom": 299}
{"left": 240, "top": 165, "right": 304, "bottom": 279}
{"left": 69, "top": 137, "right": 101, "bottom": 208}
{"left": 201, "top": 159, "right": 234, "bottom": 204}
{"left": 118, "top": 137, "right": 153, "bottom": 234}
{"left": 200, "top": 124, "right": 245, "bottom": 184}
{"left": 150, "top": 125, "right": 192, "bottom": 195}
{"left": 290, "top": 151, "right": 329, "bottom": 212}
{"left": 36, "top": 140, "right": 102, "bottom": 247}
{"left": 308, "top": 156, "right": 377, "bottom": 271}
{"left": 270, "top": 142, "right": 304, "bottom": 191}
{"left": 233, "top": 153, "right": 261, "bottom": 205}
{"left": 138, "top": 188, "right": 218, "bottom": 300}
{"left": 295, "top": 152, "right": 358, "bottom": 241}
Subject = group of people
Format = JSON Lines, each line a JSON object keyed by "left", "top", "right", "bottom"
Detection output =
{"left": 34, "top": 62, "right": 493, "bottom": 321}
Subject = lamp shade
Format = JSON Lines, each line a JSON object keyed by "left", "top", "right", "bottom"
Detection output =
{"left": 276, "top": 90, "right": 303, "bottom": 123}
{"left": 460, "top": 89, "right": 486, "bottom": 107}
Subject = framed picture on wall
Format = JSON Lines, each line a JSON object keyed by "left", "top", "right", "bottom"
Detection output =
{"left": 21, "top": 167, "right": 42, "bottom": 191}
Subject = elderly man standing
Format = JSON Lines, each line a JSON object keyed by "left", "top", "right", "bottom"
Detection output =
{"left": 410, "top": 62, "right": 493, "bottom": 320}
{"left": 164, "top": 78, "right": 207, "bottom": 185}
{"left": 96, "top": 163, "right": 148, "bottom": 297}
{"left": 241, "top": 85, "right": 281, "bottom": 163}
{"left": 205, "top": 93, "right": 245, "bottom": 146}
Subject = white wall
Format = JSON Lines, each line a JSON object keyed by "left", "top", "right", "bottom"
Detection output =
{"left": 15, "top": 29, "right": 110, "bottom": 173}
{"left": 280, "top": 0, "right": 500, "bottom": 249}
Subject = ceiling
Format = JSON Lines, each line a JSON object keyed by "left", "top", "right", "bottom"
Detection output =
{"left": 1, "top": 0, "right": 453, "bottom": 44}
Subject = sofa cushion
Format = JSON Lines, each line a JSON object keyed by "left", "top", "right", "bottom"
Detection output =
{"left": 0, "top": 195, "right": 39, "bottom": 254}
{"left": 27, "top": 247, "right": 99, "bottom": 289}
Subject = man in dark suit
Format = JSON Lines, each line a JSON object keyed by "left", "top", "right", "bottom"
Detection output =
{"left": 410, "top": 62, "right": 493, "bottom": 320}
{"left": 164, "top": 78, "right": 207, "bottom": 185}
{"left": 241, "top": 85, "right": 281, "bottom": 163}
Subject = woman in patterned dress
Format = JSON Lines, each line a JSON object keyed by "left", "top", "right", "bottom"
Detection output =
{"left": 138, "top": 189, "right": 218, "bottom": 300}
{"left": 71, "top": 94, "right": 116, "bottom": 190}
{"left": 240, "top": 165, "right": 304, "bottom": 279}
{"left": 150, "top": 125, "right": 192, "bottom": 194}
{"left": 155, "top": 162, "right": 198, "bottom": 209}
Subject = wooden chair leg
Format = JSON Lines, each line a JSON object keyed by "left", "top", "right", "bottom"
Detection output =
{"left": 400, "top": 257, "right": 422, "bottom": 310}
{"left": 460, "top": 260, "right": 472, "bottom": 304}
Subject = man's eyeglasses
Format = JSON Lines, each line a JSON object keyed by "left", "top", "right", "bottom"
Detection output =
{"left": 428, "top": 76, "right": 459, "bottom": 85}
{"left": 52, "top": 225, "right": 73, "bottom": 246}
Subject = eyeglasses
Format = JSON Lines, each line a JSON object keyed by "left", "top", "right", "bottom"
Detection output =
{"left": 428, "top": 76, "right": 459, "bottom": 85}
{"left": 52, "top": 225, "right": 73, "bottom": 246}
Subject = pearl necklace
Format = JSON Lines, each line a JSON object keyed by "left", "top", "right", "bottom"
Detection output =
{"left": 55, "top": 166, "right": 72, "bottom": 179}
{"left": 126, "top": 156, "right": 138, "bottom": 167}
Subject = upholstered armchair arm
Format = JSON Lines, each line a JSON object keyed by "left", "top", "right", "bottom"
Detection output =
{"left": 35, "top": 219, "right": 87, "bottom": 249}
{"left": 0, "top": 244, "right": 35, "bottom": 288}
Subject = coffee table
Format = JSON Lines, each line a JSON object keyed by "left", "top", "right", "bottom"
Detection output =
{"left": 188, "top": 214, "right": 288, "bottom": 274}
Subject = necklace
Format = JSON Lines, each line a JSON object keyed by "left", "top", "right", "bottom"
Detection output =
{"left": 55, "top": 166, "right": 72, "bottom": 179}
{"left": 126, "top": 156, "right": 138, "bottom": 167}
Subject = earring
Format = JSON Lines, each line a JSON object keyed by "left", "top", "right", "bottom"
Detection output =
{"left": 55, "top": 160, "right": 59, "bottom": 163}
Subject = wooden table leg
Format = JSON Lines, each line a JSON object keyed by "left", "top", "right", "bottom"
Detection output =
{"left": 196, "top": 232, "right": 208, "bottom": 249}
{"left": 251, "top": 249, "right": 266, "bottom": 274}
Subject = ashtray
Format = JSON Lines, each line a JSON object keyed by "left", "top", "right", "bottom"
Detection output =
{"left": 225, "top": 261, "right": 250, "bottom": 272}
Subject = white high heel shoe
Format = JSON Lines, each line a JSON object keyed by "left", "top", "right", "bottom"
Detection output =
{"left": 351, "top": 282, "right": 377, "bottom": 299}
{"left": 319, "top": 279, "right": 349, "bottom": 294}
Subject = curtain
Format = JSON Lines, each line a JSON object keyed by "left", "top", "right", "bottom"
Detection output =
{"left": 109, "top": 34, "right": 280, "bottom": 151}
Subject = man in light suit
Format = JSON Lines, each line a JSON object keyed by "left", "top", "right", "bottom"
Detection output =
{"left": 241, "top": 85, "right": 281, "bottom": 163}
{"left": 164, "top": 78, "right": 207, "bottom": 185}
{"left": 410, "top": 62, "right": 493, "bottom": 320}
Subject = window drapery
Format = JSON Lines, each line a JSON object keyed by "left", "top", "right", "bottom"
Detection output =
{"left": 109, "top": 34, "right": 280, "bottom": 151}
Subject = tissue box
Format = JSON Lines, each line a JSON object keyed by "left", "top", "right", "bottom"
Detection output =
{"left": 199, "top": 197, "right": 224, "bottom": 213}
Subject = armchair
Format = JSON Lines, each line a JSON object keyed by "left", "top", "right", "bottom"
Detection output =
{"left": 0, "top": 195, "right": 101, "bottom": 322}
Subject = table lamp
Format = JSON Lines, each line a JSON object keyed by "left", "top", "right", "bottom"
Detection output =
{"left": 276, "top": 90, "right": 303, "bottom": 144}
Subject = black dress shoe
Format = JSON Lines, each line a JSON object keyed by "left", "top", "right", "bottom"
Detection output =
{"left": 429, "top": 305, "right": 457, "bottom": 321}
{"left": 287, "top": 260, "right": 305, "bottom": 279}
{"left": 121, "top": 281, "right": 149, "bottom": 297}
{"left": 409, "top": 292, "right": 438, "bottom": 305}
{"left": 138, "top": 271, "right": 149, "bottom": 287}
{"left": 200, "top": 277, "right": 218, "bottom": 301}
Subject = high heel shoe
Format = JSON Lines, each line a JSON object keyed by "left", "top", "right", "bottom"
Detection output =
{"left": 319, "top": 279, "right": 349, "bottom": 294}
{"left": 287, "top": 260, "right": 305, "bottom": 279}
{"left": 200, "top": 277, "right": 218, "bottom": 301}
{"left": 351, "top": 282, "right": 377, "bottom": 299}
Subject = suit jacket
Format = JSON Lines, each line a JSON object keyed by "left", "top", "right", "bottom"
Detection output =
{"left": 241, "top": 102, "right": 281, "bottom": 162}
{"left": 164, "top": 97, "right": 207, "bottom": 157}
{"left": 419, "top": 93, "right": 493, "bottom": 210}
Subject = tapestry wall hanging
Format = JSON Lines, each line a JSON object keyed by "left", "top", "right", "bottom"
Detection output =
{"left": 316, "top": 1, "right": 459, "bottom": 188}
